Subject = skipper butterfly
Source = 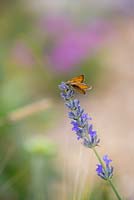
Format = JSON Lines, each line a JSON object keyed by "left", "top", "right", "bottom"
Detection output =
{"left": 66, "top": 75, "right": 92, "bottom": 94}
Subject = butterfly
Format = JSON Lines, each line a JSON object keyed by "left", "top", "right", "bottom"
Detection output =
{"left": 66, "top": 75, "right": 92, "bottom": 94}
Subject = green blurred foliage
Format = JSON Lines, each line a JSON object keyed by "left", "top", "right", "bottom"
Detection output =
{"left": 81, "top": 181, "right": 115, "bottom": 200}
{"left": 0, "top": 0, "right": 117, "bottom": 199}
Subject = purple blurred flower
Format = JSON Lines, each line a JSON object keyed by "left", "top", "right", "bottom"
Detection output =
{"left": 48, "top": 32, "right": 94, "bottom": 71}
{"left": 114, "top": 0, "right": 134, "bottom": 16}
{"left": 39, "top": 15, "right": 74, "bottom": 37}
{"left": 43, "top": 18, "right": 109, "bottom": 72}
{"left": 11, "top": 41, "right": 35, "bottom": 67}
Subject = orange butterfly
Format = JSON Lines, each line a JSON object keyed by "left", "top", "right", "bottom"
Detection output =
{"left": 66, "top": 75, "right": 92, "bottom": 94}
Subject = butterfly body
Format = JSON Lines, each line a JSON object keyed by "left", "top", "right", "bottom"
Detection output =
{"left": 66, "top": 75, "right": 92, "bottom": 94}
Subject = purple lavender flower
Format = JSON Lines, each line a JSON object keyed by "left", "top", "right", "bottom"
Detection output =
{"left": 59, "top": 78, "right": 122, "bottom": 200}
{"left": 59, "top": 82, "right": 70, "bottom": 91}
{"left": 103, "top": 155, "right": 112, "bottom": 166}
{"left": 96, "top": 155, "right": 113, "bottom": 180}
{"left": 83, "top": 124, "right": 100, "bottom": 148}
{"left": 59, "top": 82, "right": 75, "bottom": 100}
{"left": 65, "top": 99, "right": 80, "bottom": 110}
{"left": 59, "top": 81, "right": 100, "bottom": 147}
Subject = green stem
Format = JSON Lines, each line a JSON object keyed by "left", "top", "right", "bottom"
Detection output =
{"left": 108, "top": 179, "right": 122, "bottom": 200}
{"left": 92, "top": 147, "right": 106, "bottom": 171}
{"left": 92, "top": 147, "right": 122, "bottom": 200}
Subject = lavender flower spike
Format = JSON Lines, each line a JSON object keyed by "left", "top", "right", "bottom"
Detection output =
{"left": 59, "top": 77, "right": 122, "bottom": 200}
{"left": 59, "top": 81, "right": 100, "bottom": 147}
{"left": 96, "top": 155, "right": 113, "bottom": 180}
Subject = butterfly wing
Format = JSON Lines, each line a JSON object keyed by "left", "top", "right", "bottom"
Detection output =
{"left": 71, "top": 85, "right": 85, "bottom": 94}
{"left": 71, "top": 83, "right": 92, "bottom": 94}
{"left": 67, "top": 75, "right": 84, "bottom": 83}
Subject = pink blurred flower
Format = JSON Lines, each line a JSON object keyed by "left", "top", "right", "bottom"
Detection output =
{"left": 11, "top": 41, "right": 35, "bottom": 67}
{"left": 45, "top": 18, "right": 112, "bottom": 72}
{"left": 39, "top": 15, "right": 74, "bottom": 37}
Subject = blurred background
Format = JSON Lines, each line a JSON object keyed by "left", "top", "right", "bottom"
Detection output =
{"left": 0, "top": 0, "right": 134, "bottom": 199}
